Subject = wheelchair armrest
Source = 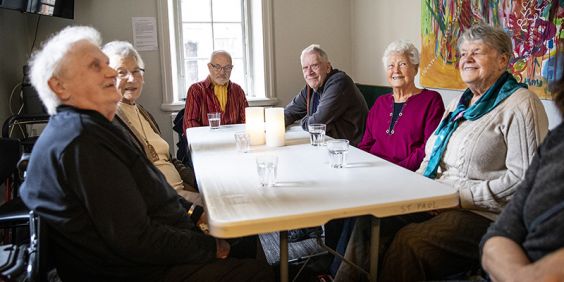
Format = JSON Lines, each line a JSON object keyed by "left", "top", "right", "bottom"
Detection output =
{"left": 0, "top": 198, "right": 30, "bottom": 226}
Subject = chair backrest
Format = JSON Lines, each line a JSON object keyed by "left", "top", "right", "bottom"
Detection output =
{"left": 355, "top": 83, "right": 392, "bottom": 109}
{"left": 172, "top": 108, "right": 193, "bottom": 168}
{"left": 2, "top": 114, "right": 49, "bottom": 139}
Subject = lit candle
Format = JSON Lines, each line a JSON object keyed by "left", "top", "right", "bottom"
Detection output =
{"left": 265, "top": 107, "right": 285, "bottom": 147}
{"left": 245, "top": 107, "right": 265, "bottom": 145}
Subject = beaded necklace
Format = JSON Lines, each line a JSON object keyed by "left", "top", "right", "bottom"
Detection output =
{"left": 133, "top": 105, "right": 159, "bottom": 162}
{"left": 386, "top": 101, "right": 406, "bottom": 135}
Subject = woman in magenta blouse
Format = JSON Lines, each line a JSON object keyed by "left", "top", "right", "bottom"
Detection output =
{"left": 357, "top": 41, "right": 445, "bottom": 171}
{"left": 329, "top": 41, "right": 446, "bottom": 278}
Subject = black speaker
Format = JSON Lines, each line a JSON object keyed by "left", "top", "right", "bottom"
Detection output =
{"left": 0, "top": 0, "right": 27, "bottom": 11}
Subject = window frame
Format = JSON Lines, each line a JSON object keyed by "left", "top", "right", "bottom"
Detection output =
{"left": 157, "top": 0, "right": 277, "bottom": 112}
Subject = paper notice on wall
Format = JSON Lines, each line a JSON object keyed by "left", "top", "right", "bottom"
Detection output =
{"left": 132, "top": 17, "right": 158, "bottom": 51}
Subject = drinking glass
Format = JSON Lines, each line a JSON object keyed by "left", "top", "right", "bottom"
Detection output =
{"left": 256, "top": 155, "right": 278, "bottom": 188}
{"left": 207, "top": 112, "right": 221, "bottom": 129}
{"left": 234, "top": 132, "right": 250, "bottom": 153}
{"left": 308, "top": 123, "right": 326, "bottom": 146}
{"left": 326, "top": 139, "right": 349, "bottom": 168}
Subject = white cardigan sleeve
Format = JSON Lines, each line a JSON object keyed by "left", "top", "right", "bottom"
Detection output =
{"left": 458, "top": 89, "right": 548, "bottom": 214}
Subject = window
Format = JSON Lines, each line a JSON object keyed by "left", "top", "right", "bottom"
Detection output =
{"left": 158, "top": 0, "right": 275, "bottom": 111}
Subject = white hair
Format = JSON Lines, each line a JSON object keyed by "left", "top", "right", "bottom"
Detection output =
{"left": 300, "top": 44, "right": 329, "bottom": 63}
{"left": 458, "top": 23, "right": 513, "bottom": 63}
{"left": 102, "top": 41, "right": 145, "bottom": 68}
{"left": 210, "top": 50, "right": 232, "bottom": 63}
{"left": 382, "top": 40, "right": 420, "bottom": 68}
{"left": 29, "top": 26, "right": 102, "bottom": 115}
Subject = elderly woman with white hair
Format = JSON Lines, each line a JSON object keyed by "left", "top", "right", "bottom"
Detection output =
{"left": 332, "top": 40, "right": 444, "bottom": 280}
{"left": 357, "top": 40, "right": 445, "bottom": 171}
{"left": 102, "top": 41, "right": 201, "bottom": 206}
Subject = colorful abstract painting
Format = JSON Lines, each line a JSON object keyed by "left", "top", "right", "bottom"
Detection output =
{"left": 421, "top": 0, "right": 564, "bottom": 99}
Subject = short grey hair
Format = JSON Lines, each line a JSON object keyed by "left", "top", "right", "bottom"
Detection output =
{"left": 300, "top": 44, "right": 329, "bottom": 63}
{"left": 102, "top": 40, "right": 145, "bottom": 69}
{"left": 210, "top": 50, "right": 232, "bottom": 63}
{"left": 382, "top": 40, "right": 420, "bottom": 68}
{"left": 458, "top": 23, "right": 513, "bottom": 61}
{"left": 29, "top": 26, "right": 102, "bottom": 115}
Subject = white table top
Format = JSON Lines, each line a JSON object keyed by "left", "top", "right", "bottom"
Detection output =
{"left": 187, "top": 124, "right": 459, "bottom": 238}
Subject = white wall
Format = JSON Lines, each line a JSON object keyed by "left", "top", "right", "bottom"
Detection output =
{"left": 272, "top": 0, "right": 352, "bottom": 107}
{"left": 350, "top": 0, "right": 561, "bottom": 129}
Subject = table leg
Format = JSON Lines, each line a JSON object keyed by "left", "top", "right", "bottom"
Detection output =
{"left": 370, "top": 217, "right": 381, "bottom": 282}
{"left": 280, "top": 230, "right": 288, "bottom": 282}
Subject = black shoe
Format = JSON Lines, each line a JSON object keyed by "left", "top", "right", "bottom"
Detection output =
{"left": 288, "top": 226, "right": 323, "bottom": 243}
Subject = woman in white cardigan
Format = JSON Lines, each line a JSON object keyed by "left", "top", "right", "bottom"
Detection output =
{"left": 334, "top": 24, "right": 549, "bottom": 282}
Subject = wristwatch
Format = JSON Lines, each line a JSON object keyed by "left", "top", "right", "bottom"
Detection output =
{"left": 186, "top": 204, "right": 204, "bottom": 223}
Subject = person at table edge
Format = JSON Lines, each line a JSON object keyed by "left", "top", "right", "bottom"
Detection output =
{"left": 284, "top": 44, "right": 369, "bottom": 146}
{"left": 182, "top": 50, "right": 248, "bottom": 134}
{"left": 480, "top": 73, "right": 564, "bottom": 282}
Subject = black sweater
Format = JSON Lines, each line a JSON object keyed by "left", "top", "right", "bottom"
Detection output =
{"left": 284, "top": 69, "right": 369, "bottom": 146}
{"left": 20, "top": 106, "right": 216, "bottom": 281}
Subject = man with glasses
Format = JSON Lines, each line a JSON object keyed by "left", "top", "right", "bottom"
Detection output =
{"left": 182, "top": 50, "right": 249, "bottom": 133}
{"left": 284, "top": 44, "right": 368, "bottom": 146}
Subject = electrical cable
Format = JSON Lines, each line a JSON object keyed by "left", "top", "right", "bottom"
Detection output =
{"left": 11, "top": 14, "right": 44, "bottom": 138}
{"left": 11, "top": 83, "right": 26, "bottom": 138}
{"left": 8, "top": 83, "right": 22, "bottom": 115}
{"left": 30, "top": 15, "right": 42, "bottom": 53}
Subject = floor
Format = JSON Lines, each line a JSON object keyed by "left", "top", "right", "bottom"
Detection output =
{"left": 259, "top": 232, "right": 325, "bottom": 265}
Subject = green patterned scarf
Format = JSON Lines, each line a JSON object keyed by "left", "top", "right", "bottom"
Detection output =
{"left": 423, "top": 72, "right": 526, "bottom": 179}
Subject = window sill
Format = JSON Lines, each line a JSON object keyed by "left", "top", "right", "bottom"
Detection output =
{"left": 160, "top": 102, "right": 186, "bottom": 112}
{"left": 247, "top": 97, "right": 279, "bottom": 107}
{"left": 160, "top": 97, "right": 279, "bottom": 112}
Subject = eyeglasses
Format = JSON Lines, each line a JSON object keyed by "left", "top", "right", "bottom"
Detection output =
{"left": 209, "top": 63, "right": 233, "bottom": 72}
{"left": 116, "top": 68, "right": 145, "bottom": 79}
{"left": 302, "top": 63, "right": 321, "bottom": 72}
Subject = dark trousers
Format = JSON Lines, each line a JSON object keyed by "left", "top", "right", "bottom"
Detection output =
{"left": 380, "top": 210, "right": 492, "bottom": 282}
{"left": 324, "top": 218, "right": 345, "bottom": 251}
{"left": 333, "top": 212, "right": 433, "bottom": 281}
{"left": 162, "top": 258, "right": 274, "bottom": 282}
{"left": 162, "top": 235, "right": 274, "bottom": 282}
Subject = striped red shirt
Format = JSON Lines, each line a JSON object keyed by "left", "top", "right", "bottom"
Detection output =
{"left": 183, "top": 76, "right": 248, "bottom": 134}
